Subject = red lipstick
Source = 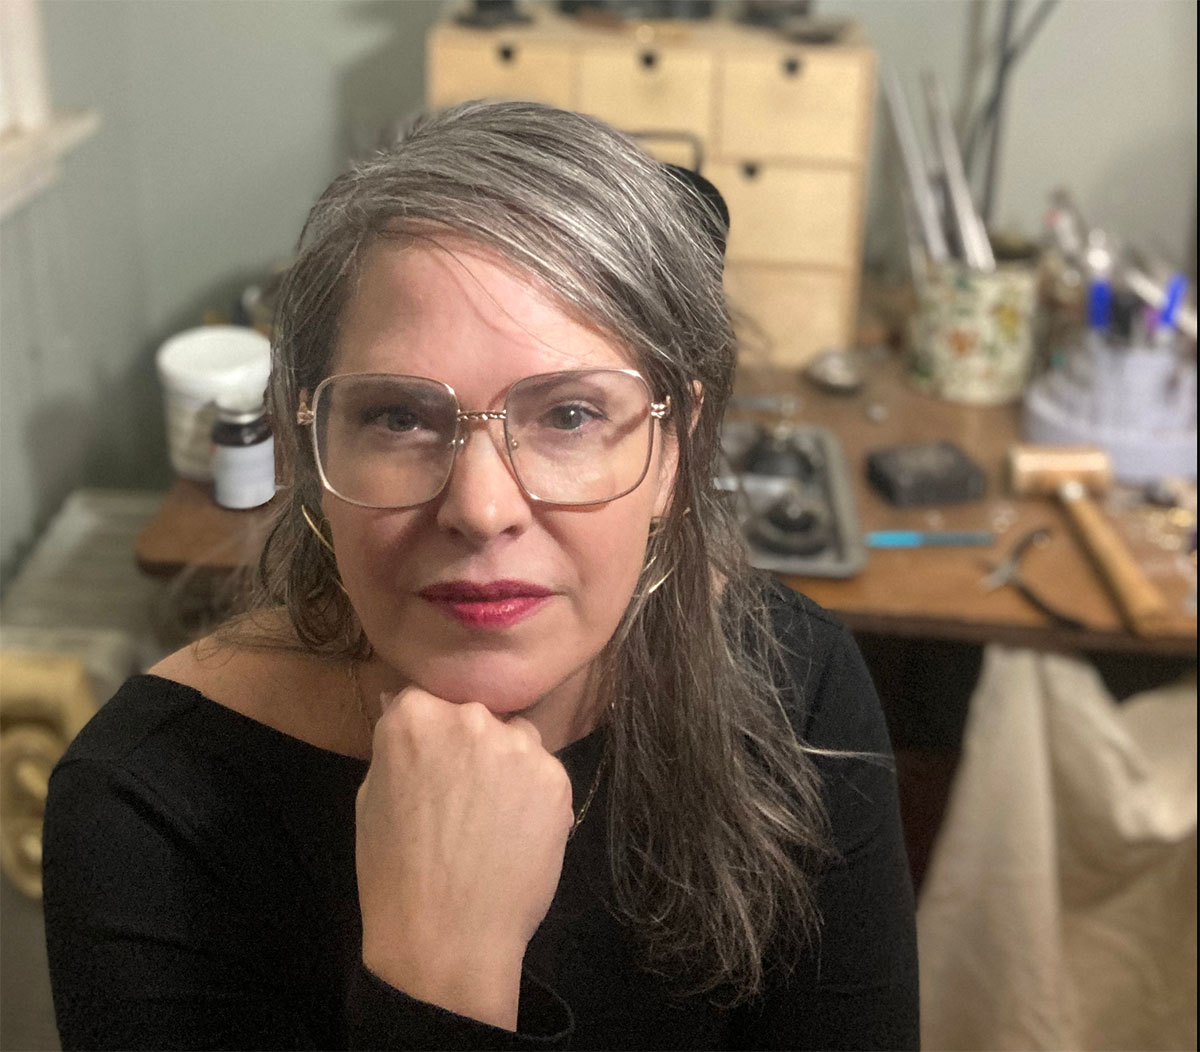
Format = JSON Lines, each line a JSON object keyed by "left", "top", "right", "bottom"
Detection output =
{"left": 419, "top": 580, "right": 553, "bottom": 629}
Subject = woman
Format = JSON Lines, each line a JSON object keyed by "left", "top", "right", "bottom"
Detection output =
{"left": 44, "top": 101, "right": 918, "bottom": 1049}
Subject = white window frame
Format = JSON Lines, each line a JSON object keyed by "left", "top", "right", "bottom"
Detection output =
{"left": 0, "top": 0, "right": 98, "bottom": 219}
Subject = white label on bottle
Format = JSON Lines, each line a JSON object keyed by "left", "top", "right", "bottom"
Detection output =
{"left": 213, "top": 437, "right": 276, "bottom": 509}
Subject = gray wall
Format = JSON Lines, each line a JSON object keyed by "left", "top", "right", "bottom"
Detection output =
{"left": 844, "top": 0, "right": 1198, "bottom": 273}
{"left": 0, "top": 0, "right": 445, "bottom": 587}
{"left": 1, "top": 0, "right": 1196, "bottom": 587}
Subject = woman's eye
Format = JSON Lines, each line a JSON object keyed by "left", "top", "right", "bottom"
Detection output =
{"left": 363, "top": 405, "right": 420, "bottom": 432}
{"left": 545, "top": 403, "right": 600, "bottom": 431}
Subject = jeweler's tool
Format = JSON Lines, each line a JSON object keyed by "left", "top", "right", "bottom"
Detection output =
{"left": 980, "top": 527, "right": 1086, "bottom": 630}
{"left": 868, "top": 530, "right": 995, "bottom": 548}
{"left": 1008, "top": 444, "right": 1171, "bottom": 635}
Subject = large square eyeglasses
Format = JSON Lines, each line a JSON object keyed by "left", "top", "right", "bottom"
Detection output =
{"left": 297, "top": 369, "right": 670, "bottom": 509}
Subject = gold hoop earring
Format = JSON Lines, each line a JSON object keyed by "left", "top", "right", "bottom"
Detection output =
{"left": 639, "top": 522, "right": 674, "bottom": 598}
{"left": 643, "top": 566, "right": 674, "bottom": 597}
{"left": 301, "top": 504, "right": 336, "bottom": 555}
{"left": 301, "top": 504, "right": 350, "bottom": 597}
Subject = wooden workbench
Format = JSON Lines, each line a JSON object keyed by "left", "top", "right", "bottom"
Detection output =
{"left": 736, "top": 353, "right": 1196, "bottom": 657}
{"left": 135, "top": 353, "right": 1197, "bottom": 658}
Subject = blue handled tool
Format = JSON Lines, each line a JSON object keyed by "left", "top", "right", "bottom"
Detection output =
{"left": 866, "top": 530, "right": 996, "bottom": 548}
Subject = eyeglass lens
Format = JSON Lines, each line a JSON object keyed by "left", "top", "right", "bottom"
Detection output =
{"left": 313, "top": 370, "right": 656, "bottom": 508}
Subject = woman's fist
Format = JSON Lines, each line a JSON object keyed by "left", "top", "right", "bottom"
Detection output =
{"left": 355, "top": 687, "right": 574, "bottom": 1029}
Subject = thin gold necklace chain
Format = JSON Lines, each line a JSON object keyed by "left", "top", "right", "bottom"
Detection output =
{"left": 349, "top": 662, "right": 606, "bottom": 840}
{"left": 566, "top": 747, "right": 607, "bottom": 840}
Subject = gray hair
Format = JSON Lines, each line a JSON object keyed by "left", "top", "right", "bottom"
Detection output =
{"left": 259, "top": 100, "right": 830, "bottom": 1001}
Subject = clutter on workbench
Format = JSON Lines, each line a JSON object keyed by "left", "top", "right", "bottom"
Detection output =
{"left": 908, "top": 260, "right": 1039, "bottom": 405}
{"left": 156, "top": 326, "right": 271, "bottom": 482}
{"left": 883, "top": 61, "right": 1045, "bottom": 405}
{"left": 865, "top": 440, "right": 987, "bottom": 507}
{"left": 803, "top": 349, "right": 866, "bottom": 396}
{"left": 211, "top": 395, "right": 277, "bottom": 511}
{"left": 866, "top": 530, "right": 995, "bottom": 549}
{"left": 1105, "top": 479, "right": 1197, "bottom": 616}
{"left": 979, "top": 527, "right": 1086, "bottom": 630}
{"left": 1008, "top": 443, "right": 1172, "bottom": 637}
{"left": 717, "top": 420, "right": 865, "bottom": 578}
{"left": 1024, "top": 190, "right": 1197, "bottom": 484}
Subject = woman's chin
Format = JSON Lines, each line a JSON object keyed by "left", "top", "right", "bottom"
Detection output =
{"left": 403, "top": 666, "right": 552, "bottom": 714}
{"left": 436, "top": 682, "right": 539, "bottom": 715}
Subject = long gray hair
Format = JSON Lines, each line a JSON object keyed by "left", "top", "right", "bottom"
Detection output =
{"left": 260, "top": 100, "right": 830, "bottom": 1002}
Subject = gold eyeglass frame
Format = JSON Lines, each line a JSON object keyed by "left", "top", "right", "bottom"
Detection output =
{"left": 297, "top": 368, "right": 671, "bottom": 510}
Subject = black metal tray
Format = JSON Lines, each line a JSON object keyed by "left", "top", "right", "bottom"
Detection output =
{"left": 717, "top": 421, "right": 865, "bottom": 578}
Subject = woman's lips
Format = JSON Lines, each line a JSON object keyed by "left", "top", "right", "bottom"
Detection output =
{"left": 418, "top": 580, "right": 553, "bottom": 629}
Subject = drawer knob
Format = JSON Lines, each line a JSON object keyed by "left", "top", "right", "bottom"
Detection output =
{"left": 782, "top": 55, "right": 803, "bottom": 77}
{"left": 497, "top": 43, "right": 516, "bottom": 63}
{"left": 741, "top": 161, "right": 760, "bottom": 180}
{"left": 640, "top": 49, "right": 659, "bottom": 70}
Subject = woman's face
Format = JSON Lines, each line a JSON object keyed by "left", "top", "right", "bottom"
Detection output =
{"left": 322, "top": 237, "right": 677, "bottom": 738}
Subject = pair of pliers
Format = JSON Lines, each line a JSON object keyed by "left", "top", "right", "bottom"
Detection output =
{"left": 980, "top": 527, "right": 1088, "bottom": 631}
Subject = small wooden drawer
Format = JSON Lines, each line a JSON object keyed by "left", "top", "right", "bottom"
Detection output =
{"left": 427, "top": 38, "right": 575, "bottom": 110}
{"left": 577, "top": 46, "right": 713, "bottom": 147}
{"left": 716, "top": 49, "right": 873, "bottom": 165}
{"left": 725, "top": 265, "right": 854, "bottom": 367}
{"left": 707, "top": 161, "right": 859, "bottom": 266}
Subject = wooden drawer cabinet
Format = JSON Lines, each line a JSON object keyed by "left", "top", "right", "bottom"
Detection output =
{"left": 577, "top": 46, "right": 713, "bottom": 146}
{"left": 726, "top": 266, "right": 852, "bottom": 366}
{"left": 427, "top": 9, "right": 875, "bottom": 367}
{"left": 716, "top": 49, "right": 873, "bottom": 164}
{"left": 708, "top": 162, "right": 858, "bottom": 266}
{"left": 428, "top": 38, "right": 575, "bottom": 109}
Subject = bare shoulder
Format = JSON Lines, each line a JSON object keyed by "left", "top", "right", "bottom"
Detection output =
{"left": 149, "top": 610, "right": 368, "bottom": 759}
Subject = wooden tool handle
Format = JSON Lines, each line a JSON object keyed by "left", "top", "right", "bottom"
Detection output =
{"left": 1059, "top": 489, "right": 1172, "bottom": 636}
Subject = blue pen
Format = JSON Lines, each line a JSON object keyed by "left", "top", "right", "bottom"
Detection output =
{"left": 1158, "top": 273, "right": 1187, "bottom": 330}
{"left": 1146, "top": 273, "right": 1188, "bottom": 350}
{"left": 1087, "top": 276, "right": 1113, "bottom": 332}
{"left": 866, "top": 530, "right": 996, "bottom": 548}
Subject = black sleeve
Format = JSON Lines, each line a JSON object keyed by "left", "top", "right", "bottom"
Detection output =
{"left": 43, "top": 757, "right": 318, "bottom": 1050}
{"left": 347, "top": 967, "right": 572, "bottom": 1050}
{"left": 43, "top": 756, "right": 574, "bottom": 1051}
{"left": 733, "top": 603, "right": 920, "bottom": 1050}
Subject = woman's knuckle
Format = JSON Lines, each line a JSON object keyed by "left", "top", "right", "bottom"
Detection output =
{"left": 458, "top": 701, "right": 491, "bottom": 737}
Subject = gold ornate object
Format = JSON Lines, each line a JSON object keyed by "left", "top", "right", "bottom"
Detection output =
{"left": 0, "top": 652, "right": 99, "bottom": 899}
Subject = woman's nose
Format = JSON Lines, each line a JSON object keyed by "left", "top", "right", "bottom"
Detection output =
{"left": 434, "top": 425, "right": 532, "bottom": 543}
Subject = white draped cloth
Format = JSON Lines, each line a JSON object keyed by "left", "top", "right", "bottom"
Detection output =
{"left": 917, "top": 646, "right": 1197, "bottom": 1051}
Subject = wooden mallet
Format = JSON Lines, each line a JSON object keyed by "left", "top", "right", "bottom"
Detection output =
{"left": 1008, "top": 444, "right": 1171, "bottom": 637}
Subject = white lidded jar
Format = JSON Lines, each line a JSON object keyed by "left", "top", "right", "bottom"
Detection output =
{"left": 155, "top": 326, "right": 271, "bottom": 480}
{"left": 211, "top": 393, "right": 276, "bottom": 510}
